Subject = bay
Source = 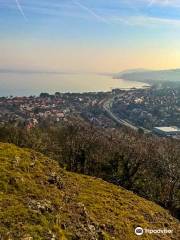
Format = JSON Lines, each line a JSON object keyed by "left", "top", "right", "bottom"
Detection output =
{"left": 0, "top": 73, "right": 148, "bottom": 97}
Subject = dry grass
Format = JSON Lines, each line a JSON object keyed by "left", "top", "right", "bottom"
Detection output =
{"left": 0, "top": 143, "right": 179, "bottom": 239}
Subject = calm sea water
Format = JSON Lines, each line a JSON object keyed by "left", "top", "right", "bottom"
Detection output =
{"left": 0, "top": 73, "right": 148, "bottom": 96}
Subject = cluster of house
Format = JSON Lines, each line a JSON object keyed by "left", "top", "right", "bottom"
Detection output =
{"left": 0, "top": 96, "right": 71, "bottom": 128}
{"left": 111, "top": 87, "right": 180, "bottom": 131}
{"left": 0, "top": 93, "right": 106, "bottom": 129}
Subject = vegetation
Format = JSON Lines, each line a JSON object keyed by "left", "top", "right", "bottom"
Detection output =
{"left": 0, "top": 121, "right": 179, "bottom": 221}
{"left": 0, "top": 142, "right": 179, "bottom": 239}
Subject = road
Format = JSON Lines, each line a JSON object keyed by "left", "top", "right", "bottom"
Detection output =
{"left": 102, "top": 95, "right": 151, "bottom": 134}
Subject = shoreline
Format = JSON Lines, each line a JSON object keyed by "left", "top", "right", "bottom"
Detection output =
{"left": 0, "top": 74, "right": 149, "bottom": 98}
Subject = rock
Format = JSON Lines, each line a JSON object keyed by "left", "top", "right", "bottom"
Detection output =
{"left": 88, "top": 224, "right": 96, "bottom": 232}
{"left": 76, "top": 203, "right": 105, "bottom": 240}
{"left": 12, "top": 156, "right": 21, "bottom": 167}
{"left": 29, "top": 162, "right": 36, "bottom": 168}
{"left": 20, "top": 234, "right": 33, "bottom": 240}
{"left": 46, "top": 230, "right": 57, "bottom": 240}
{"left": 30, "top": 153, "right": 37, "bottom": 168}
{"left": 28, "top": 199, "right": 54, "bottom": 213}
{"left": 48, "top": 172, "right": 64, "bottom": 189}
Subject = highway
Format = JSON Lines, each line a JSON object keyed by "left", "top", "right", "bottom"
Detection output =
{"left": 103, "top": 96, "right": 151, "bottom": 134}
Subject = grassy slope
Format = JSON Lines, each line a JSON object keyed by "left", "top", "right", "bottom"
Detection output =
{"left": 0, "top": 143, "right": 179, "bottom": 240}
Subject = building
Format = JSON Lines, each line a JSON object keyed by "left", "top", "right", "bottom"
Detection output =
{"left": 153, "top": 126, "right": 180, "bottom": 137}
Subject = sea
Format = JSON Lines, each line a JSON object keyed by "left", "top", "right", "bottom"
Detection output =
{"left": 0, "top": 72, "right": 148, "bottom": 97}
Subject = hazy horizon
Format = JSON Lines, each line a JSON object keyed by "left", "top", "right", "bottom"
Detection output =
{"left": 0, "top": 72, "right": 148, "bottom": 96}
{"left": 1, "top": 0, "right": 180, "bottom": 95}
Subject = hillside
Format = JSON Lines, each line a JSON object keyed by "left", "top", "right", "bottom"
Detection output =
{"left": 0, "top": 143, "right": 179, "bottom": 240}
{"left": 115, "top": 68, "right": 180, "bottom": 83}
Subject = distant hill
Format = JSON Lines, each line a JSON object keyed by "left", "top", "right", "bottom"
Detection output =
{"left": 0, "top": 143, "right": 179, "bottom": 239}
{"left": 116, "top": 68, "right": 149, "bottom": 75}
{"left": 115, "top": 69, "right": 180, "bottom": 83}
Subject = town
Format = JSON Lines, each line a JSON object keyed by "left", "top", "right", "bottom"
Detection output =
{"left": 0, "top": 86, "right": 180, "bottom": 138}
{"left": 110, "top": 86, "right": 180, "bottom": 138}
{"left": 0, "top": 91, "right": 111, "bottom": 129}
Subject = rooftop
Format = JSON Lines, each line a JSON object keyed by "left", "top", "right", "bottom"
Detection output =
{"left": 154, "top": 126, "right": 180, "bottom": 133}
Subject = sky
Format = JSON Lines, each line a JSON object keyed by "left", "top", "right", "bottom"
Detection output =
{"left": 1, "top": 0, "right": 180, "bottom": 73}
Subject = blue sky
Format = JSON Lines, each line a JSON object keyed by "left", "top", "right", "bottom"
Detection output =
{"left": 1, "top": 0, "right": 180, "bottom": 72}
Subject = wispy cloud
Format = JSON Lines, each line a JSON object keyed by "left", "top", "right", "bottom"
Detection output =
{"left": 111, "top": 14, "right": 180, "bottom": 27}
{"left": 147, "top": 0, "right": 180, "bottom": 7}
{"left": 15, "top": 0, "right": 28, "bottom": 21}
{"left": 2, "top": 0, "right": 180, "bottom": 28}
{"left": 72, "top": 0, "right": 109, "bottom": 24}
{"left": 108, "top": 0, "right": 180, "bottom": 27}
